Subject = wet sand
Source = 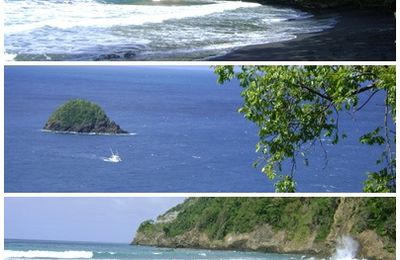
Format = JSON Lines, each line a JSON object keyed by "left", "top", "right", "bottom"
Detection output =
{"left": 210, "top": 8, "right": 395, "bottom": 61}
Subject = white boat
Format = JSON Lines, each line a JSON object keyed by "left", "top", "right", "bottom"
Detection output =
{"left": 103, "top": 149, "right": 122, "bottom": 163}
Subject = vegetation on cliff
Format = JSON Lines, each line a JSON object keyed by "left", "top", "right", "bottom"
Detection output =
{"left": 215, "top": 66, "right": 396, "bottom": 192}
{"left": 354, "top": 197, "right": 396, "bottom": 242}
{"left": 43, "top": 99, "right": 127, "bottom": 134}
{"left": 134, "top": 197, "right": 395, "bottom": 258}
{"left": 139, "top": 198, "right": 337, "bottom": 241}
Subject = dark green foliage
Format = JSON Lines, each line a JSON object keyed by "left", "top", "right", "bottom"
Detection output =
{"left": 215, "top": 66, "right": 396, "bottom": 192}
{"left": 274, "top": 176, "right": 296, "bottom": 192}
{"left": 353, "top": 197, "right": 395, "bottom": 241}
{"left": 360, "top": 127, "right": 385, "bottom": 145}
{"left": 311, "top": 198, "right": 339, "bottom": 241}
{"left": 363, "top": 168, "right": 396, "bottom": 193}
{"left": 47, "top": 99, "right": 109, "bottom": 129}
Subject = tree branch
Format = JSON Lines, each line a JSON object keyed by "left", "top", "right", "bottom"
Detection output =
{"left": 384, "top": 91, "right": 394, "bottom": 176}
{"left": 352, "top": 82, "right": 378, "bottom": 95}
{"left": 355, "top": 89, "right": 380, "bottom": 112}
{"left": 297, "top": 83, "right": 333, "bottom": 102}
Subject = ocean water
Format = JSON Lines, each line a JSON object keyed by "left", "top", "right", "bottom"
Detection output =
{"left": 4, "top": 0, "right": 336, "bottom": 61}
{"left": 5, "top": 66, "right": 389, "bottom": 192}
{"left": 3, "top": 239, "right": 315, "bottom": 260}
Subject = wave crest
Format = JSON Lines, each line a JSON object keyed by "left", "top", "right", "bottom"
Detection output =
{"left": 5, "top": 0, "right": 260, "bottom": 33}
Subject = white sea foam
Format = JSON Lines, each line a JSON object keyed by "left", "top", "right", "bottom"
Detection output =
{"left": 4, "top": 250, "right": 94, "bottom": 259}
{"left": 4, "top": 52, "right": 17, "bottom": 61}
{"left": 269, "top": 18, "right": 288, "bottom": 22}
{"left": 331, "top": 236, "right": 360, "bottom": 260}
{"left": 97, "top": 251, "right": 117, "bottom": 255}
{"left": 5, "top": 0, "right": 260, "bottom": 33}
{"left": 4, "top": 0, "right": 335, "bottom": 60}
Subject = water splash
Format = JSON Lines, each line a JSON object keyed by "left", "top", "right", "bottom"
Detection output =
{"left": 332, "top": 236, "right": 360, "bottom": 260}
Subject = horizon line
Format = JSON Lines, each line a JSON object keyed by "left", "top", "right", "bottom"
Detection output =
{"left": 5, "top": 237, "right": 131, "bottom": 245}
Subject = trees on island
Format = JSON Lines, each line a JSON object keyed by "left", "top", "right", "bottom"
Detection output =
{"left": 44, "top": 99, "right": 127, "bottom": 134}
{"left": 215, "top": 66, "right": 395, "bottom": 192}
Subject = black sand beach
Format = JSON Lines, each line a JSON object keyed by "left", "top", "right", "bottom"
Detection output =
{"left": 210, "top": 8, "right": 395, "bottom": 61}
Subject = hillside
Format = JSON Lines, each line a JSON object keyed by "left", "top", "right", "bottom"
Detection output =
{"left": 43, "top": 99, "right": 127, "bottom": 134}
{"left": 133, "top": 198, "right": 395, "bottom": 259}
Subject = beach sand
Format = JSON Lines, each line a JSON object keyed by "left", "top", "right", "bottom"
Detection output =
{"left": 210, "top": 8, "right": 395, "bottom": 61}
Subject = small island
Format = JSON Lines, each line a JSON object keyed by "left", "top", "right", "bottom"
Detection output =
{"left": 43, "top": 99, "right": 127, "bottom": 134}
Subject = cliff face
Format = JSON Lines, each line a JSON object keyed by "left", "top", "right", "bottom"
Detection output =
{"left": 133, "top": 198, "right": 395, "bottom": 260}
{"left": 43, "top": 99, "right": 127, "bottom": 134}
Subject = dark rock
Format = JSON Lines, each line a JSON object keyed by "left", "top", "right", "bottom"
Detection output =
{"left": 94, "top": 53, "right": 121, "bottom": 61}
{"left": 124, "top": 51, "right": 136, "bottom": 59}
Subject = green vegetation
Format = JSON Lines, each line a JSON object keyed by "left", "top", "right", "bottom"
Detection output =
{"left": 137, "top": 220, "right": 160, "bottom": 237}
{"left": 46, "top": 99, "right": 107, "bottom": 129}
{"left": 138, "top": 197, "right": 396, "bottom": 242}
{"left": 135, "top": 198, "right": 395, "bottom": 258}
{"left": 139, "top": 198, "right": 338, "bottom": 241}
{"left": 44, "top": 99, "right": 127, "bottom": 134}
{"left": 214, "top": 66, "right": 396, "bottom": 192}
{"left": 354, "top": 197, "right": 396, "bottom": 241}
{"left": 137, "top": 197, "right": 395, "bottom": 244}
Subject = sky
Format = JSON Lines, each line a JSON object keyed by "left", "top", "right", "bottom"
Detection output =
{"left": 5, "top": 197, "right": 185, "bottom": 243}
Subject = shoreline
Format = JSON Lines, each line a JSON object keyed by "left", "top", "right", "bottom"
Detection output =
{"left": 40, "top": 129, "right": 136, "bottom": 136}
{"left": 133, "top": 243, "right": 323, "bottom": 258}
{"left": 210, "top": 7, "right": 395, "bottom": 61}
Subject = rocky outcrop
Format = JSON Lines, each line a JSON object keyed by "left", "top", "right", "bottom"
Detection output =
{"left": 325, "top": 198, "right": 395, "bottom": 260}
{"left": 132, "top": 198, "right": 395, "bottom": 260}
{"left": 135, "top": 224, "right": 326, "bottom": 255}
{"left": 43, "top": 99, "right": 127, "bottom": 134}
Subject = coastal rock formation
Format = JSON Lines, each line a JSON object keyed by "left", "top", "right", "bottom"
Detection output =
{"left": 43, "top": 99, "right": 127, "bottom": 134}
{"left": 132, "top": 198, "right": 395, "bottom": 260}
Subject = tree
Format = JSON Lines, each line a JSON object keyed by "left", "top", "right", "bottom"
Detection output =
{"left": 215, "top": 66, "right": 395, "bottom": 192}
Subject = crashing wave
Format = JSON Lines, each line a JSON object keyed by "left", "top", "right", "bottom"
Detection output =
{"left": 331, "top": 236, "right": 360, "bottom": 260}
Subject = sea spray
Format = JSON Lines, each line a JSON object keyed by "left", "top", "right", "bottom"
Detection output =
{"left": 331, "top": 236, "right": 359, "bottom": 260}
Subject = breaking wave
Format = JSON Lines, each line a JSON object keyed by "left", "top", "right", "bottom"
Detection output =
{"left": 5, "top": 0, "right": 260, "bottom": 33}
{"left": 5, "top": 0, "right": 336, "bottom": 60}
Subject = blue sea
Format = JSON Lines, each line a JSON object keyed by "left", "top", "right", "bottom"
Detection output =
{"left": 4, "top": 0, "right": 336, "bottom": 61}
{"left": 4, "top": 239, "right": 313, "bottom": 260}
{"left": 5, "top": 66, "right": 390, "bottom": 192}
